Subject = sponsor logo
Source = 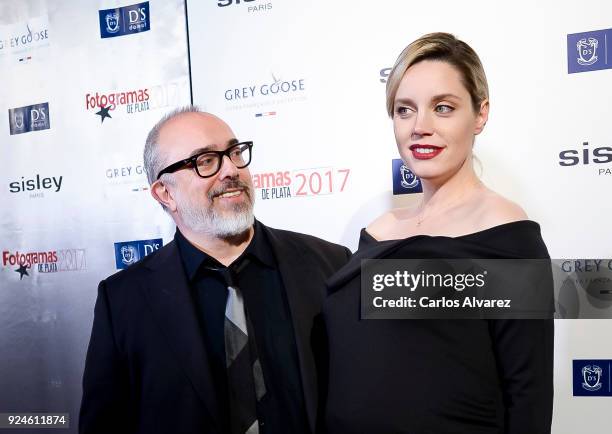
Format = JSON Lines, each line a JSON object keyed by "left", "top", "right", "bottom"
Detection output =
{"left": 582, "top": 365, "right": 603, "bottom": 391}
{"left": 2, "top": 248, "right": 86, "bottom": 280}
{"left": 217, "top": 0, "right": 273, "bottom": 13}
{"left": 255, "top": 111, "right": 276, "bottom": 118}
{"left": 99, "top": 1, "right": 150, "bottom": 39}
{"left": 577, "top": 38, "right": 599, "bottom": 66}
{"left": 8, "top": 102, "right": 50, "bottom": 135}
{"left": 558, "top": 141, "right": 612, "bottom": 176}
{"left": 252, "top": 167, "right": 350, "bottom": 201}
{"left": 0, "top": 16, "right": 50, "bottom": 62}
{"left": 96, "top": 106, "right": 112, "bottom": 123}
{"left": 224, "top": 76, "right": 304, "bottom": 101}
{"left": 8, "top": 174, "right": 63, "bottom": 198}
{"left": 392, "top": 159, "right": 422, "bottom": 195}
{"left": 573, "top": 360, "right": 612, "bottom": 396}
{"left": 380, "top": 67, "right": 391, "bottom": 83}
{"left": 567, "top": 28, "right": 612, "bottom": 74}
{"left": 224, "top": 73, "right": 306, "bottom": 112}
{"left": 555, "top": 259, "right": 612, "bottom": 318}
{"left": 86, "top": 88, "right": 150, "bottom": 114}
{"left": 105, "top": 164, "right": 149, "bottom": 193}
{"left": 85, "top": 80, "right": 189, "bottom": 123}
{"left": 114, "top": 239, "right": 162, "bottom": 269}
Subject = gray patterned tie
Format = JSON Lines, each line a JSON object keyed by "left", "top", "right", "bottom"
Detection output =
{"left": 219, "top": 266, "right": 267, "bottom": 434}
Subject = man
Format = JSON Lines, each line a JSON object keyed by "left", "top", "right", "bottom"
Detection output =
{"left": 79, "top": 107, "right": 351, "bottom": 434}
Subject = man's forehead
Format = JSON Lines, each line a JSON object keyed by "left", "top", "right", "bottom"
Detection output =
{"left": 158, "top": 112, "right": 235, "bottom": 155}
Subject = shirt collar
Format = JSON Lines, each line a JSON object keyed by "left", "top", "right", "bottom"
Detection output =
{"left": 174, "top": 220, "right": 275, "bottom": 282}
{"left": 243, "top": 219, "right": 275, "bottom": 269}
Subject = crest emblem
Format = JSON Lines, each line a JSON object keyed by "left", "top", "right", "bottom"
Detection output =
{"left": 576, "top": 37, "right": 599, "bottom": 66}
{"left": 582, "top": 365, "right": 603, "bottom": 391}
{"left": 105, "top": 12, "right": 120, "bottom": 34}
{"left": 120, "top": 245, "right": 139, "bottom": 266}
{"left": 13, "top": 111, "right": 24, "bottom": 130}
{"left": 400, "top": 164, "right": 420, "bottom": 189}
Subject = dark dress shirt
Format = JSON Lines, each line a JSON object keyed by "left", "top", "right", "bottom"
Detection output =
{"left": 175, "top": 221, "right": 310, "bottom": 434}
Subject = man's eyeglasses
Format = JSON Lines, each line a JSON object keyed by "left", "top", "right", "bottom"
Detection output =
{"left": 156, "top": 141, "right": 253, "bottom": 180}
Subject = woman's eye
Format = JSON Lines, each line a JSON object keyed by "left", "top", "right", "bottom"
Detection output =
{"left": 435, "top": 104, "right": 454, "bottom": 114}
{"left": 396, "top": 106, "right": 414, "bottom": 116}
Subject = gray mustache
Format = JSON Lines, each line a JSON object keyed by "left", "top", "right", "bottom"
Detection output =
{"left": 208, "top": 180, "right": 252, "bottom": 200}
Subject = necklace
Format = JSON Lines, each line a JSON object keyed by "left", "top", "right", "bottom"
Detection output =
{"left": 415, "top": 201, "right": 458, "bottom": 226}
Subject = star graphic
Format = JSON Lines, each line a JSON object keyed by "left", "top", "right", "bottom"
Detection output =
{"left": 95, "top": 106, "right": 112, "bottom": 123}
{"left": 15, "top": 264, "right": 29, "bottom": 280}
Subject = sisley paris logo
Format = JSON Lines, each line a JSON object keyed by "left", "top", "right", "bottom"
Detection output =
{"left": 582, "top": 365, "right": 603, "bottom": 391}
{"left": 113, "top": 238, "right": 162, "bottom": 269}
{"left": 8, "top": 102, "right": 50, "bottom": 135}
{"left": 392, "top": 159, "right": 422, "bottom": 195}
{"left": 567, "top": 28, "right": 612, "bottom": 74}
{"left": 99, "top": 1, "right": 150, "bottom": 39}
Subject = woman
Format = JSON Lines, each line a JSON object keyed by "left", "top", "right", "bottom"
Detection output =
{"left": 321, "top": 33, "right": 553, "bottom": 433}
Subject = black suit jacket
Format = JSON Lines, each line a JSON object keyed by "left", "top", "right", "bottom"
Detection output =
{"left": 79, "top": 224, "right": 351, "bottom": 434}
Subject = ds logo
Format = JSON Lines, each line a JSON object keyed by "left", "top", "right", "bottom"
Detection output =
{"left": 129, "top": 8, "right": 147, "bottom": 24}
{"left": 572, "top": 359, "right": 612, "bottom": 396}
{"left": 113, "top": 238, "right": 162, "bottom": 269}
{"left": 31, "top": 107, "right": 46, "bottom": 121}
{"left": 392, "top": 159, "right": 422, "bottom": 195}
{"left": 99, "top": 1, "right": 150, "bottom": 39}
{"left": 8, "top": 102, "right": 51, "bottom": 135}
{"left": 567, "top": 28, "right": 612, "bottom": 74}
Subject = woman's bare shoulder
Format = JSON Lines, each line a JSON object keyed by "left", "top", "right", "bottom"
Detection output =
{"left": 475, "top": 190, "right": 528, "bottom": 229}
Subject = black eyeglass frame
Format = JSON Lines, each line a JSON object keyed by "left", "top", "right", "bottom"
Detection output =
{"left": 156, "top": 141, "right": 253, "bottom": 180}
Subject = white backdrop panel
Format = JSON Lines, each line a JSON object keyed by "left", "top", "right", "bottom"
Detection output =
{"left": 188, "top": 1, "right": 612, "bottom": 433}
{"left": 0, "top": 0, "right": 190, "bottom": 430}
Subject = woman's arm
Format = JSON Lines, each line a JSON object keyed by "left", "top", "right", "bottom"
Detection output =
{"left": 488, "top": 318, "right": 554, "bottom": 434}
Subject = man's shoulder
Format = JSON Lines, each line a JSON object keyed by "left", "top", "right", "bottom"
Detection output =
{"left": 262, "top": 223, "right": 351, "bottom": 258}
{"left": 102, "top": 240, "right": 177, "bottom": 289}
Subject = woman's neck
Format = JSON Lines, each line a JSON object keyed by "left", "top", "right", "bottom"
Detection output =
{"left": 419, "top": 157, "right": 482, "bottom": 210}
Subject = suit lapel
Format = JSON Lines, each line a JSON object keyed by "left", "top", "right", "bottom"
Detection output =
{"left": 141, "top": 241, "right": 221, "bottom": 431}
{"left": 263, "top": 226, "right": 320, "bottom": 433}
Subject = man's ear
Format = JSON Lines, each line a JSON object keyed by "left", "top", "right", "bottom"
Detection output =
{"left": 150, "top": 179, "right": 177, "bottom": 212}
{"left": 474, "top": 99, "right": 489, "bottom": 135}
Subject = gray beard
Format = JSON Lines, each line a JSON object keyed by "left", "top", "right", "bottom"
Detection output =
{"left": 177, "top": 192, "right": 254, "bottom": 239}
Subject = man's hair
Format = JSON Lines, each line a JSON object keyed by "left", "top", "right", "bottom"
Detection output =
{"left": 143, "top": 104, "right": 204, "bottom": 186}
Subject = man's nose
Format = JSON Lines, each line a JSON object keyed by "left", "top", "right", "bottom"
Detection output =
{"left": 217, "top": 155, "right": 239, "bottom": 180}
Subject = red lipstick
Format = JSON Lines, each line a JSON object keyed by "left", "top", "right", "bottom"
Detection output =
{"left": 409, "top": 144, "right": 443, "bottom": 160}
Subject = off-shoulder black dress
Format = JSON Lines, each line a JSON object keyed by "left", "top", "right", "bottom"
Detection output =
{"left": 321, "top": 221, "right": 553, "bottom": 434}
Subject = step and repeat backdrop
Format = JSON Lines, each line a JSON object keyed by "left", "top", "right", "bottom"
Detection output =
{"left": 0, "top": 0, "right": 610, "bottom": 432}
{"left": 0, "top": 0, "right": 190, "bottom": 431}
{"left": 186, "top": 0, "right": 611, "bottom": 433}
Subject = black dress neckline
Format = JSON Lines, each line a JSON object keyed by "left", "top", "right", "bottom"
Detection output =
{"left": 360, "top": 219, "right": 541, "bottom": 245}
{"left": 328, "top": 220, "right": 548, "bottom": 293}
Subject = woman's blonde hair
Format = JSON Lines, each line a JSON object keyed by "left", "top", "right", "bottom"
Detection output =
{"left": 386, "top": 32, "right": 489, "bottom": 117}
